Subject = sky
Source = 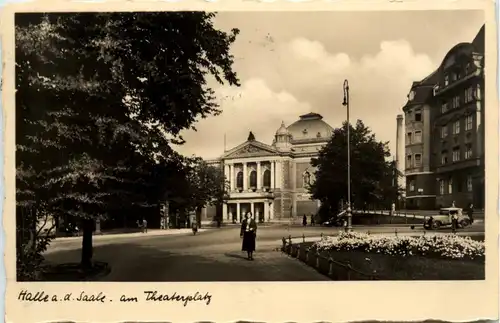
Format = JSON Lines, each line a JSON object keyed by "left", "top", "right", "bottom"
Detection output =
{"left": 172, "top": 10, "right": 485, "bottom": 160}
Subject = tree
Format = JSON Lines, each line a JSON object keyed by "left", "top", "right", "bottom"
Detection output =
{"left": 309, "top": 120, "right": 400, "bottom": 220}
{"left": 15, "top": 12, "right": 239, "bottom": 278}
{"left": 172, "top": 159, "right": 229, "bottom": 226}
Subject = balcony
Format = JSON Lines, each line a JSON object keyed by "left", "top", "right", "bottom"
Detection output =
{"left": 229, "top": 188, "right": 275, "bottom": 199}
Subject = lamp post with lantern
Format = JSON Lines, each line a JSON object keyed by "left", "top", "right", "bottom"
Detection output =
{"left": 342, "top": 79, "right": 352, "bottom": 232}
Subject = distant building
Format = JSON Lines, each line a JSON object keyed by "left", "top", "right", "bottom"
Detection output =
{"left": 402, "top": 25, "right": 485, "bottom": 209}
{"left": 202, "top": 113, "right": 333, "bottom": 222}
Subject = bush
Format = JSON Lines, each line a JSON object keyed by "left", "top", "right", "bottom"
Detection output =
{"left": 16, "top": 234, "right": 52, "bottom": 281}
{"left": 311, "top": 231, "right": 484, "bottom": 261}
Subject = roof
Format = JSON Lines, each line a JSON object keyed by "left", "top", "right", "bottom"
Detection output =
{"left": 472, "top": 24, "right": 485, "bottom": 53}
{"left": 286, "top": 112, "right": 333, "bottom": 140}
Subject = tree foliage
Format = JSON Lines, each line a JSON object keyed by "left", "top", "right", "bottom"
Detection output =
{"left": 309, "top": 120, "right": 402, "bottom": 219}
{"left": 15, "top": 12, "right": 239, "bottom": 278}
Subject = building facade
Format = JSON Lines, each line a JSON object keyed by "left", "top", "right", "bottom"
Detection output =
{"left": 202, "top": 112, "right": 333, "bottom": 222}
{"left": 402, "top": 25, "right": 485, "bottom": 210}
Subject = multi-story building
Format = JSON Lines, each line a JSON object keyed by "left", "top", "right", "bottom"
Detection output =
{"left": 202, "top": 112, "right": 333, "bottom": 222}
{"left": 402, "top": 25, "right": 485, "bottom": 209}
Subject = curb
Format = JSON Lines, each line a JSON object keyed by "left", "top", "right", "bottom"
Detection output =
{"left": 52, "top": 229, "right": 207, "bottom": 241}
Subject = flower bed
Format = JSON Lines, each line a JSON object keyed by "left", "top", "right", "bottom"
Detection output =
{"left": 310, "top": 231, "right": 485, "bottom": 261}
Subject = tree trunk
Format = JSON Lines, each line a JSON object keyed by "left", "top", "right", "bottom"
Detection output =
{"left": 196, "top": 206, "right": 202, "bottom": 228}
{"left": 80, "top": 218, "right": 94, "bottom": 269}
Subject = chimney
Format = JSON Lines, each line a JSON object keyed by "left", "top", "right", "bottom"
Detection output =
{"left": 395, "top": 114, "right": 405, "bottom": 190}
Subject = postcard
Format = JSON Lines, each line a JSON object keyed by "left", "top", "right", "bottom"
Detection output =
{"left": 1, "top": 0, "right": 498, "bottom": 322}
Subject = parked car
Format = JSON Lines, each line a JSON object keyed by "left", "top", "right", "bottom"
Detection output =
{"left": 423, "top": 207, "right": 471, "bottom": 230}
{"left": 322, "top": 210, "right": 347, "bottom": 227}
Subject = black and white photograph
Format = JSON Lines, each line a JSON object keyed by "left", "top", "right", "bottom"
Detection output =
{"left": 10, "top": 8, "right": 493, "bottom": 284}
{"left": 3, "top": 1, "right": 499, "bottom": 322}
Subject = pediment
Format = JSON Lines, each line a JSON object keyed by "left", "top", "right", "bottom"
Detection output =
{"left": 222, "top": 141, "right": 279, "bottom": 159}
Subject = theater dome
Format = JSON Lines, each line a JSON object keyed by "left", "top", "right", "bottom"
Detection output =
{"left": 287, "top": 112, "right": 333, "bottom": 140}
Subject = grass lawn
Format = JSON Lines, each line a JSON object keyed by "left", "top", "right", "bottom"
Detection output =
{"left": 287, "top": 240, "right": 485, "bottom": 280}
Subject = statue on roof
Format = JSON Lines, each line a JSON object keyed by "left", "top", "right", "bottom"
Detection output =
{"left": 247, "top": 131, "right": 255, "bottom": 141}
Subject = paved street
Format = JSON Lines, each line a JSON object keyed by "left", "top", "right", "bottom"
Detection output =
{"left": 43, "top": 223, "right": 484, "bottom": 281}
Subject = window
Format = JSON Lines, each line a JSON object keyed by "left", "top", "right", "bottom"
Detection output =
{"left": 414, "top": 130, "right": 422, "bottom": 143}
{"left": 414, "top": 154, "right": 422, "bottom": 167}
{"left": 316, "top": 132, "right": 321, "bottom": 138}
{"left": 465, "top": 144, "right": 473, "bottom": 159}
{"left": 408, "top": 90, "right": 415, "bottom": 101}
{"left": 465, "top": 87, "right": 474, "bottom": 103}
{"left": 452, "top": 96, "right": 460, "bottom": 109}
{"left": 406, "top": 155, "right": 412, "bottom": 168}
{"left": 452, "top": 120, "right": 460, "bottom": 135}
{"left": 448, "top": 177, "right": 453, "bottom": 194}
{"left": 236, "top": 171, "right": 243, "bottom": 189}
{"left": 441, "top": 125, "right": 448, "bottom": 138}
{"left": 441, "top": 151, "right": 448, "bottom": 165}
{"left": 465, "top": 115, "right": 473, "bottom": 131}
{"left": 452, "top": 147, "right": 460, "bottom": 162}
{"left": 263, "top": 169, "right": 271, "bottom": 187}
{"left": 467, "top": 175, "right": 473, "bottom": 192}
{"left": 409, "top": 180, "right": 415, "bottom": 192}
{"left": 303, "top": 171, "right": 312, "bottom": 188}
{"left": 249, "top": 170, "right": 257, "bottom": 188}
{"left": 414, "top": 110, "right": 422, "bottom": 121}
{"left": 407, "top": 132, "right": 413, "bottom": 144}
{"left": 451, "top": 72, "right": 457, "bottom": 82}
{"left": 439, "top": 179, "right": 445, "bottom": 195}
{"left": 441, "top": 102, "right": 449, "bottom": 113}
{"left": 476, "top": 84, "right": 482, "bottom": 100}
{"left": 444, "top": 75, "right": 449, "bottom": 86}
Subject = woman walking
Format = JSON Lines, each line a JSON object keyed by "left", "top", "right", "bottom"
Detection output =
{"left": 240, "top": 211, "right": 257, "bottom": 260}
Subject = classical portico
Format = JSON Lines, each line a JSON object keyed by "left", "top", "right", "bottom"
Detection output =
{"left": 220, "top": 133, "right": 282, "bottom": 223}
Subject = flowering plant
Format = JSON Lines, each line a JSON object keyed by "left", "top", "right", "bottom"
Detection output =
{"left": 311, "top": 231, "right": 484, "bottom": 260}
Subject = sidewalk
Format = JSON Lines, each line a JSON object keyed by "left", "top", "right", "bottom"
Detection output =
{"left": 53, "top": 228, "right": 207, "bottom": 241}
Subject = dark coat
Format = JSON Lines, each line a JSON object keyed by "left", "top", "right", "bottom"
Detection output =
{"left": 241, "top": 218, "right": 257, "bottom": 252}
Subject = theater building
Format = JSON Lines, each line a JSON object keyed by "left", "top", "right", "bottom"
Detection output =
{"left": 402, "top": 25, "right": 485, "bottom": 209}
{"left": 202, "top": 112, "right": 333, "bottom": 222}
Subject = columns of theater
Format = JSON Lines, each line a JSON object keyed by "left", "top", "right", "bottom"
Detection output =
{"left": 236, "top": 202, "right": 241, "bottom": 222}
{"left": 256, "top": 162, "right": 262, "bottom": 190}
{"left": 222, "top": 203, "right": 227, "bottom": 220}
{"left": 271, "top": 161, "right": 275, "bottom": 189}
{"left": 243, "top": 163, "right": 248, "bottom": 191}
{"left": 229, "top": 163, "right": 235, "bottom": 191}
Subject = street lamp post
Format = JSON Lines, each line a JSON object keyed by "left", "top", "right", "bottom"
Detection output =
{"left": 342, "top": 79, "right": 352, "bottom": 232}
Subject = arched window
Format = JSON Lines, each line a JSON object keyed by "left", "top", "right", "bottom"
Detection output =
{"left": 249, "top": 170, "right": 257, "bottom": 188}
{"left": 263, "top": 169, "right": 271, "bottom": 187}
{"left": 236, "top": 171, "right": 243, "bottom": 189}
{"left": 303, "top": 171, "right": 311, "bottom": 188}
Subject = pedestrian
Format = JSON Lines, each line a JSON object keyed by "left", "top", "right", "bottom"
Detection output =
{"left": 310, "top": 213, "right": 315, "bottom": 226}
{"left": 142, "top": 218, "right": 148, "bottom": 233}
{"left": 467, "top": 203, "right": 474, "bottom": 224}
{"left": 240, "top": 211, "right": 257, "bottom": 260}
{"left": 302, "top": 214, "right": 307, "bottom": 227}
{"left": 451, "top": 212, "right": 458, "bottom": 233}
{"left": 451, "top": 201, "right": 456, "bottom": 208}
